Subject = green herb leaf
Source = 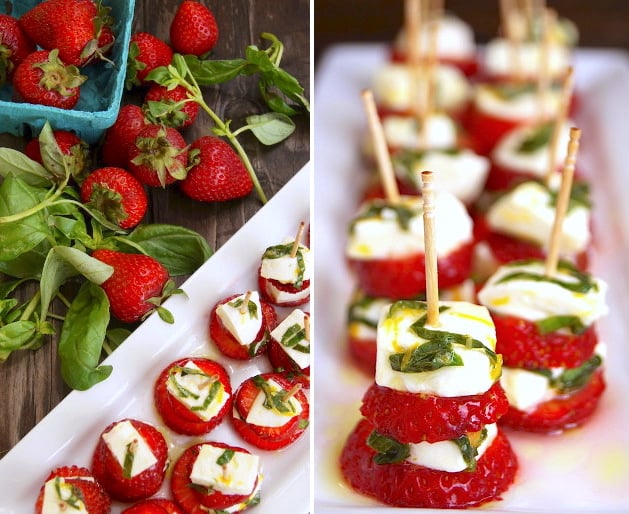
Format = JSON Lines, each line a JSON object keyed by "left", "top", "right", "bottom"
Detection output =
{"left": 0, "top": 148, "right": 51, "bottom": 187}
{"left": 536, "top": 314, "right": 587, "bottom": 335}
{"left": 58, "top": 281, "right": 112, "bottom": 390}
{"left": 216, "top": 449, "right": 235, "bottom": 466}
{"left": 245, "top": 112, "right": 295, "bottom": 145}
{"left": 390, "top": 339, "right": 464, "bottom": 372}
{"left": 517, "top": 122, "right": 554, "bottom": 154}
{"left": 497, "top": 259, "right": 597, "bottom": 294}
{"left": 349, "top": 202, "right": 417, "bottom": 232}
{"left": 367, "top": 430, "right": 410, "bottom": 465}
{"left": 553, "top": 355, "right": 602, "bottom": 393}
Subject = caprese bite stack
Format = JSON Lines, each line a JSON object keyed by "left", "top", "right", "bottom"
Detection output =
{"left": 477, "top": 259, "right": 608, "bottom": 432}
{"left": 339, "top": 299, "right": 517, "bottom": 508}
{"left": 267, "top": 308, "right": 311, "bottom": 383}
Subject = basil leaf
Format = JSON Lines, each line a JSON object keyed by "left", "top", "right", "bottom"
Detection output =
{"left": 0, "top": 243, "right": 50, "bottom": 279}
{"left": 390, "top": 339, "right": 464, "bottom": 372}
{"left": 536, "top": 315, "right": 587, "bottom": 335}
{"left": 216, "top": 449, "right": 235, "bottom": 466}
{"left": 127, "top": 224, "right": 212, "bottom": 276}
{"left": 349, "top": 202, "right": 417, "bottom": 232}
{"left": 497, "top": 260, "right": 597, "bottom": 293}
{"left": 367, "top": 430, "right": 410, "bottom": 465}
{"left": 0, "top": 321, "right": 40, "bottom": 361}
{"left": 517, "top": 122, "right": 554, "bottom": 154}
{"left": 553, "top": 355, "right": 602, "bottom": 393}
{"left": 245, "top": 112, "right": 295, "bottom": 145}
{"left": 58, "top": 281, "right": 112, "bottom": 390}
{"left": 0, "top": 147, "right": 51, "bottom": 187}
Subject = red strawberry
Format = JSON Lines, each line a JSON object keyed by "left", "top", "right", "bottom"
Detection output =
{"left": 180, "top": 136, "right": 253, "bottom": 202}
{"left": 0, "top": 13, "right": 35, "bottom": 86}
{"left": 122, "top": 498, "right": 184, "bottom": 513}
{"left": 24, "top": 129, "right": 90, "bottom": 181}
{"left": 35, "top": 465, "right": 111, "bottom": 514}
{"left": 126, "top": 32, "right": 173, "bottom": 88}
{"left": 230, "top": 372, "right": 310, "bottom": 450}
{"left": 170, "top": 0, "right": 219, "bottom": 56}
{"left": 80, "top": 167, "right": 148, "bottom": 229}
{"left": 128, "top": 124, "right": 189, "bottom": 187}
{"left": 19, "top": 0, "right": 115, "bottom": 67}
{"left": 101, "top": 104, "right": 149, "bottom": 168}
{"left": 91, "top": 248, "right": 171, "bottom": 323}
{"left": 12, "top": 49, "right": 87, "bottom": 109}
{"left": 92, "top": 418, "right": 169, "bottom": 502}
{"left": 143, "top": 83, "right": 199, "bottom": 129}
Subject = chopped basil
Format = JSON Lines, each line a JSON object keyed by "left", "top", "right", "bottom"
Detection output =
{"left": 216, "top": 449, "right": 235, "bottom": 466}
{"left": 536, "top": 315, "right": 587, "bottom": 335}
{"left": 298, "top": 418, "right": 310, "bottom": 429}
{"left": 548, "top": 180, "right": 591, "bottom": 211}
{"left": 453, "top": 428, "right": 488, "bottom": 472}
{"left": 123, "top": 440, "right": 136, "bottom": 479}
{"left": 349, "top": 202, "right": 417, "bottom": 232}
{"left": 488, "top": 82, "right": 537, "bottom": 101}
{"left": 281, "top": 323, "right": 309, "bottom": 353}
{"left": 530, "top": 355, "right": 602, "bottom": 393}
{"left": 517, "top": 122, "right": 553, "bottom": 154}
{"left": 168, "top": 365, "right": 218, "bottom": 401}
{"left": 387, "top": 301, "right": 498, "bottom": 373}
{"left": 497, "top": 259, "right": 598, "bottom": 294}
{"left": 190, "top": 380, "right": 222, "bottom": 413}
{"left": 248, "top": 336, "right": 267, "bottom": 357}
{"left": 54, "top": 477, "right": 83, "bottom": 508}
{"left": 392, "top": 148, "right": 461, "bottom": 182}
{"left": 228, "top": 297, "right": 259, "bottom": 319}
{"left": 367, "top": 430, "right": 410, "bottom": 465}
{"left": 262, "top": 242, "right": 307, "bottom": 289}
{"left": 252, "top": 375, "right": 297, "bottom": 414}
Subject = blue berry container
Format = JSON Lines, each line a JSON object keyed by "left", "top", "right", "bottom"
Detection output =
{"left": 0, "top": 0, "right": 135, "bottom": 143}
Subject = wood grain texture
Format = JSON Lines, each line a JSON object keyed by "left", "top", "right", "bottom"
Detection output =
{"left": 0, "top": 0, "right": 309, "bottom": 458}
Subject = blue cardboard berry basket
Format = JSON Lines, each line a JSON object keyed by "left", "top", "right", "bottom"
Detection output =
{"left": 0, "top": 0, "right": 135, "bottom": 143}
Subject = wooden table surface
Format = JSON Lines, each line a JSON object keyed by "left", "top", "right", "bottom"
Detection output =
{"left": 0, "top": 0, "right": 309, "bottom": 458}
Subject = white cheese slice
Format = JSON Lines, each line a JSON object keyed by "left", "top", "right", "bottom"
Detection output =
{"left": 375, "top": 300, "right": 500, "bottom": 397}
{"left": 102, "top": 420, "right": 158, "bottom": 478}
{"left": 190, "top": 444, "right": 259, "bottom": 496}
{"left": 486, "top": 180, "right": 591, "bottom": 254}
{"left": 216, "top": 291, "right": 263, "bottom": 346}
{"left": 473, "top": 82, "right": 562, "bottom": 121}
{"left": 41, "top": 477, "right": 91, "bottom": 514}
{"left": 245, "top": 378, "right": 303, "bottom": 427}
{"left": 484, "top": 38, "right": 571, "bottom": 79}
{"left": 260, "top": 240, "right": 311, "bottom": 283}
{"left": 500, "top": 366, "right": 554, "bottom": 412}
{"left": 381, "top": 113, "right": 458, "bottom": 151}
{"left": 346, "top": 193, "right": 473, "bottom": 260}
{"left": 406, "top": 423, "right": 498, "bottom": 472}
{"left": 270, "top": 309, "right": 310, "bottom": 369}
{"left": 477, "top": 260, "right": 608, "bottom": 326}
{"left": 263, "top": 281, "right": 310, "bottom": 305}
{"left": 166, "top": 360, "right": 229, "bottom": 421}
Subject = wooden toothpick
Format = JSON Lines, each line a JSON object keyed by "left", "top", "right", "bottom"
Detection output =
{"left": 282, "top": 383, "right": 302, "bottom": 402}
{"left": 545, "top": 66, "right": 574, "bottom": 184}
{"left": 545, "top": 127, "right": 581, "bottom": 277}
{"left": 361, "top": 89, "right": 400, "bottom": 203}
{"left": 421, "top": 171, "right": 440, "bottom": 326}
{"left": 304, "top": 314, "right": 310, "bottom": 342}
{"left": 290, "top": 221, "right": 306, "bottom": 258}
{"left": 239, "top": 291, "right": 252, "bottom": 314}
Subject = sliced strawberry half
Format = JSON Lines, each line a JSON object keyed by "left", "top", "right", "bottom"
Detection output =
{"left": 360, "top": 381, "right": 509, "bottom": 444}
{"left": 501, "top": 369, "right": 606, "bottom": 433}
{"left": 348, "top": 240, "right": 474, "bottom": 299}
{"left": 91, "top": 418, "right": 169, "bottom": 502}
{"left": 340, "top": 418, "right": 518, "bottom": 509}
{"left": 35, "top": 465, "right": 111, "bottom": 514}
{"left": 154, "top": 357, "right": 232, "bottom": 436}
{"left": 209, "top": 293, "right": 277, "bottom": 360}
{"left": 230, "top": 372, "right": 309, "bottom": 450}
{"left": 170, "top": 442, "right": 260, "bottom": 513}
{"left": 258, "top": 273, "right": 311, "bottom": 307}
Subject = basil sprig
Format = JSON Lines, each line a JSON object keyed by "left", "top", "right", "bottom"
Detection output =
{"left": 367, "top": 430, "right": 410, "bottom": 465}
{"left": 388, "top": 301, "right": 498, "bottom": 374}
{"left": 496, "top": 260, "right": 598, "bottom": 294}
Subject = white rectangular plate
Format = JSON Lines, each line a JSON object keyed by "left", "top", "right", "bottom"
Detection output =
{"left": 313, "top": 44, "right": 629, "bottom": 513}
{"left": 0, "top": 164, "right": 311, "bottom": 514}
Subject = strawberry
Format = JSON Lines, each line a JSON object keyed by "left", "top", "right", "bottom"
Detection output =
{"left": 128, "top": 124, "right": 189, "bottom": 187}
{"left": 80, "top": 167, "right": 148, "bottom": 229}
{"left": 154, "top": 357, "right": 233, "bottom": 436}
{"left": 35, "top": 465, "right": 111, "bottom": 514}
{"left": 19, "top": 0, "right": 115, "bottom": 67}
{"left": 91, "top": 418, "right": 169, "bottom": 503}
{"left": 101, "top": 104, "right": 149, "bottom": 168}
{"left": 91, "top": 248, "right": 171, "bottom": 323}
{"left": 0, "top": 13, "right": 35, "bottom": 86}
{"left": 12, "top": 49, "right": 87, "bottom": 109}
{"left": 24, "top": 129, "right": 90, "bottom": 181}
{"left": 230, "top": 372, "right": 310, "bottom": 451}
{"left": 143, "top": 83, "right": 199, "bottom": 129}
{"left": 340, "top": 419, "right": 518, "bottom": 509}
{"left": 126, "top": 32, "right": 173, "bottom": 88}
{"left": 170, "top": 1, "right": 219, "bottom": 56}
{"left": 180, "top": 136, "right": 253, "bottom": 202}
{"left": 122, "top": 498, "right": 184, "bottom": 513}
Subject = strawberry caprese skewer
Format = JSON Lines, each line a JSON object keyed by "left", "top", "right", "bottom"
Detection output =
{"left": 230, "top": 372, "right": 309, "bottom": 451}
{"left": 154, "top": 357, "right": 232, "bottom": 436}
{"left": 170, "top": 441, "right": 261, "bottom": 514}
{"left": 35, "top": 466, "right": 111, "bottom": 514}
{"left": 267, "top": 308, "right": 311, "bottom": 381}
{"left": 209, "top": 290, "right": 277, "bottom": 360}
{"left": 340, "top": 172, "right": 517, "bottom": 508}
{"left": 91, "top": 418, "right": 169, "bottom": 503}
{"left": 258, "top": 221, "right": 311, "bottom": 307}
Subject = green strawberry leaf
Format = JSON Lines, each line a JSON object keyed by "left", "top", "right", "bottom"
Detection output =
{"left": 244, "top": 112, "right": 295, "bottom": 145}
{"left": 58, "top": 281, "right": 112, "bottom": 390}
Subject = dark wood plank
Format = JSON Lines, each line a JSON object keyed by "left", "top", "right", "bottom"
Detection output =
{"left": 0, "top": 0, "right": 309, "bottom": 458}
